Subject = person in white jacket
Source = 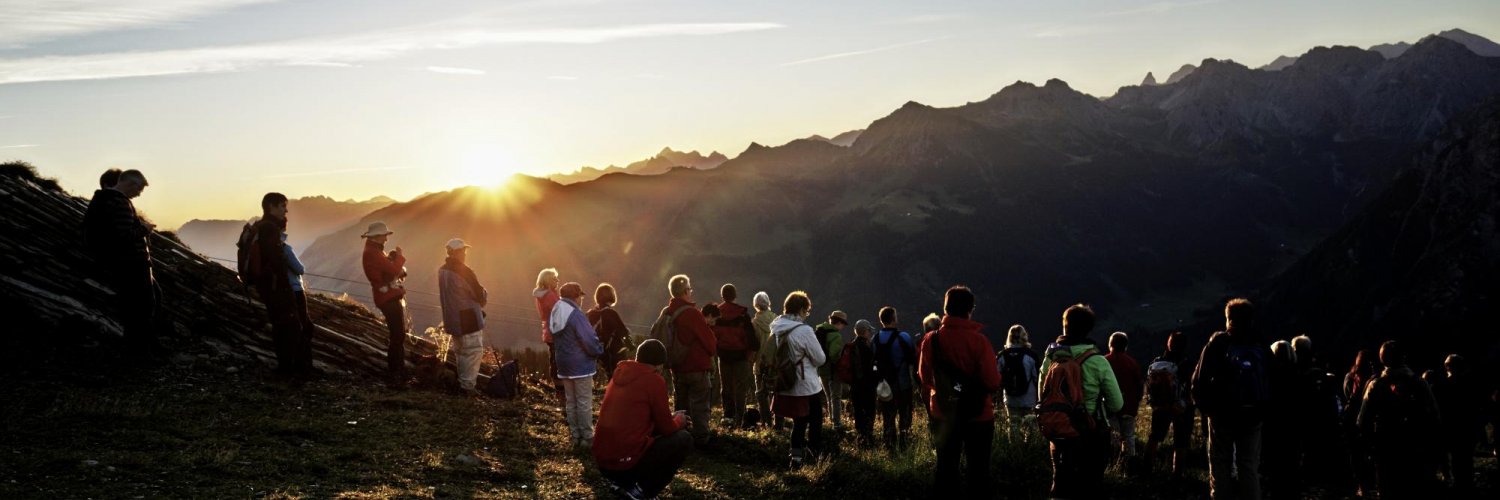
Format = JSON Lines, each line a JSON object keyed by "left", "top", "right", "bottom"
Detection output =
{"left": 769, "top": 291, "right": 826, "bottom": 468}
{"left": 438, "top": 238, "right": 487, "bottom": 395}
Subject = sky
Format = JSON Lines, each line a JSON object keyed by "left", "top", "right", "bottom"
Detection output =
{"left": 2, "top": 0, "right": 1498, "bottom": 228}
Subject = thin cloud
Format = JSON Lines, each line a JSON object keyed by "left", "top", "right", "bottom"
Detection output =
{"left": 262, "top": 166, "right": 419, "bottom": 179}
{"left": 547, "top": 75, "right": 578, "bottom": 80}
{"left": 0, "top": 144, "right": 39, "bottom": 149}
{"left": 780, "top": 37, "right": 948, "bottom": 67}
{"left": 0, "top": 21, "right": 784, "bottom": 85}
{"left": 1034, "top": 25, "right": 1106, "bottom": 38}
{"left": 882, "top": 14, "right": 964, "bottom": 25}
{"left": 427, "top": 66, "right": 486, "bottom": 75}
{"left": 1097, "top": 0, "right": 1222, "bottom": 17}
{"left": 0, "top": 0, "right": 280, "bottom": 47}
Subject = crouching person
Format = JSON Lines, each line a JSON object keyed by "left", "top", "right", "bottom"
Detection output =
{"left": 594, "top": 339, "right": 694, "bottom": 499}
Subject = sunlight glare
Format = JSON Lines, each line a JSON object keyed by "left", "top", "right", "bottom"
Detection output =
{"left": 456, "top": 147, "right": 518, "bottom": 190}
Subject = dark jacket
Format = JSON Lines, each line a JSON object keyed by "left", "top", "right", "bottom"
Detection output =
{"left": 593, "top": 360, "right": 682, "bottom": 471}
{"left": 1357, "top": 365, "right": 1440, "bottom": 450}
{"left": 844, "top": 336, "right": 878, "bottom": 390}
{"left": 1191, "top": 330, "right": 1271, "bottom": 418}
{"left": 252, "top": 216, "right": 291, "bottom": 295}
{"left": 588, "top": 306, "right": 631, "bottom": 354}
{"left": 82, "top": 189, "right": 151, "bottom": 272}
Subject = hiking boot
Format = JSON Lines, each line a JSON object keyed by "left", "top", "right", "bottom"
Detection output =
{"left": 608, "top": 481, "right": 646, "bottom": 500}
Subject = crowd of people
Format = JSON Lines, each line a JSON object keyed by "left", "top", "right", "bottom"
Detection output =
{"left": 79, "top": 178, "right": 1498, "bottom": 500}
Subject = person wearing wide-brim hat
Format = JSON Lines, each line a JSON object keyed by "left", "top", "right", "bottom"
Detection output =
{"left": 361, "top": 221, "right": 409, "bottom": 386}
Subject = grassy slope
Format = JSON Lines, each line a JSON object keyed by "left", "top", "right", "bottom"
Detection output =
{"left": 0, "top": 345, "right": 1493, "bottom": 499}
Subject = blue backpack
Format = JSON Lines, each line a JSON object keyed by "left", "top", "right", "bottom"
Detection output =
{"left": 1224, "top": 343, "right": 1271, "bottom": 409}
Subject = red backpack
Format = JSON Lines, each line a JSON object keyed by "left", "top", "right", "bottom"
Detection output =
{"left": 835, "top": 340, "right": 860, "bottom": 384}
{"left": 1037, "top": 347, "right": 1105, "bottom": 440}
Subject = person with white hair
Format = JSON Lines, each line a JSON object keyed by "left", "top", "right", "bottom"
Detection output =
{"left": 752, "top": 291, "right": 782, "bottom": 428}
{"left": 534, "top": 268, "right": 564, "bottom": 401}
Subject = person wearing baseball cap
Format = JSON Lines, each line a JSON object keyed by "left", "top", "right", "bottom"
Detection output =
{"left": 438, "top": 238, "right": 487, "bottom": 396}
{"left": 551, "top": 281, "right": 605, "bottom": 448}
{"left": 360, "top": 221, "right": 408, "bottom": 386}
{"left": 815, "top": 310, "right": 850, "bottom": 432}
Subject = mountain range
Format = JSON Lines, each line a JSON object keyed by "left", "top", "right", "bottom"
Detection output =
{"left": 176, "top": 195, "right": 395, "bottom": 263}
{"left": 293, "top": 30, "right": 1500, "bottom": 362}
{"left": 546, "top": 147, "right": 729, "bottom": 185}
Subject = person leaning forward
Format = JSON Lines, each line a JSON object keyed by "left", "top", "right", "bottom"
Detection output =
{"left": 82, "top": 168, "right": 160, "bottom": 357}
{"left": 361, "top": 221, "right": 408, "bottom": 386}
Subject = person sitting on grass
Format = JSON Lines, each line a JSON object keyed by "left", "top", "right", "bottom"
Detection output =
{"left": 594, "top": 339, "right": 693, "bottom": 500}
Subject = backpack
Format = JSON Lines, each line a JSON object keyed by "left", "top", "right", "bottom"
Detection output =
{"left": 813, "top": 325, "right": 839, "bottom": 367}
{"left": 484, "top": 360, "right": 521, "bottom": 399}
{"left": 1146, "top": 359, "right": 1186, "bottom": 414}
{"left": 930, "top": 333, "right": 987, "bottom": 422}
{"left": 1369, "top": 373, "right": 1434, "bottom": 437}
{"left": 767, "top": 325, "right": 807, "bottom": 393}
{"left": 716, "top": 307, "right": 750, "bottom": 352}
{"left": 235, "top": 222, "right": 261, "bottom": 285}
{"left": 835, "top": 340, "right": 856, "bottom": 384}
{"left": 1000, "top": 347, "right": 1035, "bottom": 399}
{"left": 1223, "top": 343, "right": 1271, "bottom": 409}
{"left": 875, "top": 331, "right": 911, "bottom": 385}
{"left": 1037, "top": 346, "right": 1106, "bottom": 440}
{"left": 648, "top": 305, "right": 694, "bottom": 368}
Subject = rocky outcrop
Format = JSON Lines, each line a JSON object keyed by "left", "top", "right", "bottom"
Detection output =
{"left": 0, "top": 163, "right": 447, "bottom": 377}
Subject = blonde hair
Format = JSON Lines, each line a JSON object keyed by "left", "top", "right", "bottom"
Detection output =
{"left": 535, "top": 268, "right": 559, "bottom": 290}
{"left": 922, "top": 313, "right": 941, "bottom": 332}
{"left": 1007, "top": 324, "right": 1030, "bottom": 347}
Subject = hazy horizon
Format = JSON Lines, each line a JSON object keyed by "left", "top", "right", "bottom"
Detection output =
{"left": 3, "top": 0, "right": 1499, "bottom": 228}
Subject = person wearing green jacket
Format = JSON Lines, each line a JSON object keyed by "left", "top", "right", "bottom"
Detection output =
{"left": 1038, "top": 304, "right": 1123, "bottom": 499}
{"left": 815, "top": 311, "right": 848, "bottom": 433}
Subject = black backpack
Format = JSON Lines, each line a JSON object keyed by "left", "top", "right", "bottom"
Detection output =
{"left": 1000, "top": 347, "right": 1036, "bottom": 398}
{"left": 234, "top": 221, "right": 261, "bottom": 286}
{"left": 484, "top": 360, "right": 521, "bottom": 399}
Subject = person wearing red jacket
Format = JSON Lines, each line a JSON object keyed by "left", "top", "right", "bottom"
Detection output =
{"left": 360, "top": 222, "right": 407, "bottom": 386}
{"left": 594, "top": 339, "right": 693, "bottom": 498}
{"left": 714, "top": 283, "right": 759, "bottom": 427}
{"left": 1106, "top": 331, "right": 1145, "bottom": 465}
{"left": 661, "top": 274, "right": 717, "bottom": 445}
{"left": 534, "top": 268, "right": 564, "bottom": 402}
{"left": 917, "top": 286, "right": 1001, "bottom": 498}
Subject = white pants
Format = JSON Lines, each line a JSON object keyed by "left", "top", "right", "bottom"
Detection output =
{"left": 452, "top": 332, "right": 484, "bottom": 390}
{"left": 561, "top": 376, "right": 595, "bottom": 443}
